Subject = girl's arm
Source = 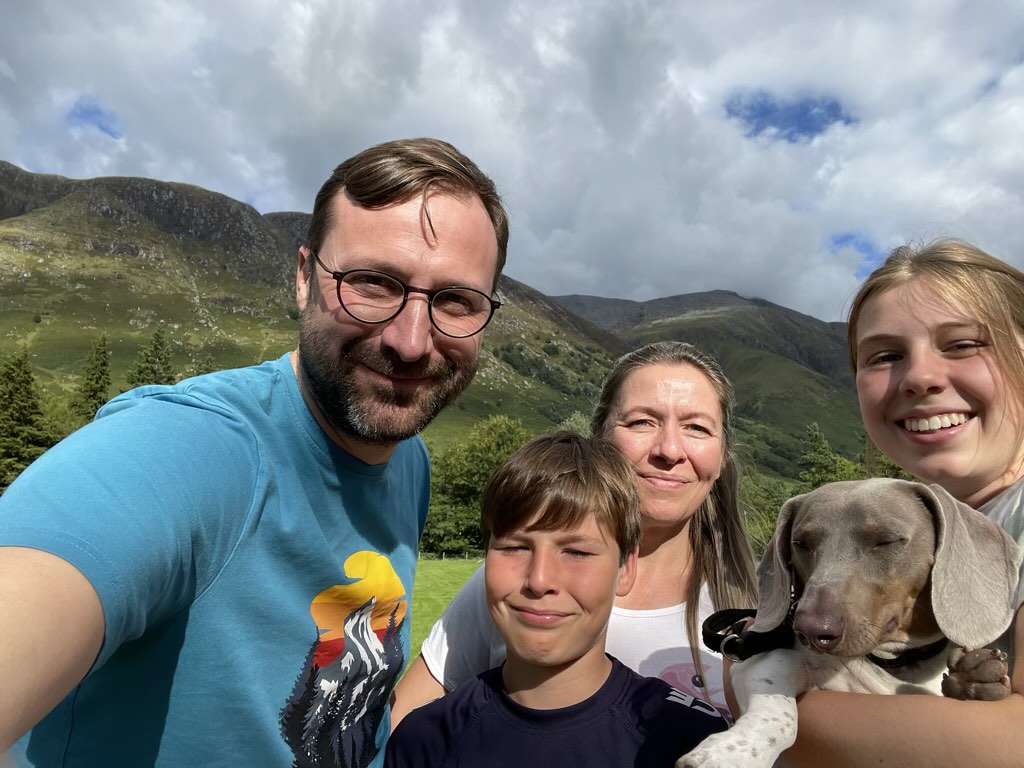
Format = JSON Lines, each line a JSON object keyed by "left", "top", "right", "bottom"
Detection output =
{"left": 390, "top": 656, "right": 445, "bottom": 731}
{"left": 391, "top": 567, "right": 504, "bottom": 730}
{"left": 785, "top": 607, "right": 1024, "bottom": 767}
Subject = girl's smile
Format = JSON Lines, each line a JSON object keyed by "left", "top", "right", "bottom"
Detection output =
{"left": 854, "top": 279, "right": 1024, "bottom": 507}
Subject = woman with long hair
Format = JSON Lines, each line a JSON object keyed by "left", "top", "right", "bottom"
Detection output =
{"left": 392, "top": 341, "right": 758, "bottom": 725}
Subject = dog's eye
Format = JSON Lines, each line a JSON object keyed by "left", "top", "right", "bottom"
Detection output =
{"left": 873, "top": 537, "right": 905, "bottom": 548}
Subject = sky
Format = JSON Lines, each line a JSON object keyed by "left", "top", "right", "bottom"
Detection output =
{"left": 1, "top": 0, "right": 1022, "bottom": 322}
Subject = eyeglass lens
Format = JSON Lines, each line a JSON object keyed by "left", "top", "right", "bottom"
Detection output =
{"left": 338, "top": 271, "right": 493, "bottom": 337}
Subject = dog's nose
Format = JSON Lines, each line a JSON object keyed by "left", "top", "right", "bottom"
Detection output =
{"left": 794, "top": 617, "right": 844, "bottom": 652}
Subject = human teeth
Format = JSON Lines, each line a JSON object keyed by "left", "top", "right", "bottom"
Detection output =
{"left": 903, "top": 414, "right": 967, "bottom": 432}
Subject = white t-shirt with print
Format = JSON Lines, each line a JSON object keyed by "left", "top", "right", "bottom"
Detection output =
{"left": 979, "top": 477, "right": 1024, "bottom": 606}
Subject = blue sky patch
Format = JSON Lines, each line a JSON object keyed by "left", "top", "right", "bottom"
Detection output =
{"left": 726, "top": 91, "right": 854, "bottom": 142}
{"left": 66, "top": 98, "right": 124, "bottom": 140}
{"left": 830, "top": 232, "right": 884, "bottom": 279}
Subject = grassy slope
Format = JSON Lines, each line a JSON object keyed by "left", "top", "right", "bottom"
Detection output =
{"left": 0, "top": 200, "right": 297, "bottom": 394}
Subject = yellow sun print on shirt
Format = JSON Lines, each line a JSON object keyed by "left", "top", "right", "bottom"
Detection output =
{"left": 310, "top": 550, "right": 408, "bottom": 644}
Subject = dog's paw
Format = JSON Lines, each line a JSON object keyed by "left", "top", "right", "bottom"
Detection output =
{"left": 942, "top": 646, "right": 1011, "bottom": 701}
{"left": 675, "top": 731, "right": 781, "bottom": 768}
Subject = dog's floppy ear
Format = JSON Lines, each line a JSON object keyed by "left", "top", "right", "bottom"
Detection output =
{"left": 915, "top": 481, "right": 1022, "bottom": 648}
{"left": 750, "top": 492, "right": 803, "bottom": 632}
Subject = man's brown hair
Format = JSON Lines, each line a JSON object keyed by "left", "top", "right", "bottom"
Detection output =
{"left": 304, "top": 137, "right": 508, "bottom": 290}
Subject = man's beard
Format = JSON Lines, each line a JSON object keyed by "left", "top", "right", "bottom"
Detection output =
{"left": 297, "top": 310, "right": 477, "bottom": 445}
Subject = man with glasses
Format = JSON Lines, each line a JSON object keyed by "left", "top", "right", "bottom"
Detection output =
{"left": 0, "top": 138, "right": 508, "bottom": 768}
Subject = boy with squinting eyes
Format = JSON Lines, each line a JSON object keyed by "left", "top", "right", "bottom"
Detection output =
{"left": 386, "top": 431, "right": 725, "bottom": 767}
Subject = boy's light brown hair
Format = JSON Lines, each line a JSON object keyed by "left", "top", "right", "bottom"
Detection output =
{"left": 480, "top": 430, "right": 641, "bottom": 565}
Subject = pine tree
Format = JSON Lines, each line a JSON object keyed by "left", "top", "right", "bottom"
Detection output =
{"left": 125, "top": 329, "right": 177, "bottom": 389}
{"left": 797, "top": 422, "right": 865, "bottom": 492}
{"left": 71, "top": 334, "right": 112, "bottom": 421}
{"left": 862, "top": 439, "right": 913, "bottom": 480}
{"left": 0, "top": 347, "right": 57, "bottom": 491}
{"left": 185, "top": 349, "right": 217, "bottom": 379}
{"left": 739, "top": 471, "right": 795, "bottom": 557}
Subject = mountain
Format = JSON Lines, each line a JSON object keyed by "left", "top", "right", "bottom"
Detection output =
{"left": 554, "top": 290, "right": 851, "bottom": 384}
{"left": 0, "top": 161, "right": 861, "bottom": 478}
{"left": 553, "top": 292, "right": 862, "bottom": 467}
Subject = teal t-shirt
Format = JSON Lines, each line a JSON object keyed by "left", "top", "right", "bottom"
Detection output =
{"left": 0, "top": 353, "right": 429, "bottom": 767}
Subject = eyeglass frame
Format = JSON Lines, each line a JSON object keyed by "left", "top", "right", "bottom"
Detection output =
{"left": 306, "top": 249, "right": 502, "bottom": 338}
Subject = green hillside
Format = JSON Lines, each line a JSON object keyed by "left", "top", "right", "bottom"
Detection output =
{"left": 0, "top": 197, "right": 296, "bottom": 389}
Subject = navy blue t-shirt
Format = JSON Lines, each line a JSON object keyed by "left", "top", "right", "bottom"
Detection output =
{"left": 386, "top": 656, "right": 727, "bottom": 767}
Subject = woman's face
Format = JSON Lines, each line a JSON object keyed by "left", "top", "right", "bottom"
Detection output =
{"left": 854, "top": 279, "right": 1024, "bottom": 506}
{"left": 606, "top": 363, "right": 725, "bottom": 532}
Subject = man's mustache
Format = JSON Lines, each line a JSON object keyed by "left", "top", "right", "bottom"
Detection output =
{"left": 342, "top": 339, "right": 456, "bottom": 380}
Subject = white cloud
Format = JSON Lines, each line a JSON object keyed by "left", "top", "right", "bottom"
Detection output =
{"left": 1, "top": 0, "right": 1022, "bottom": 320}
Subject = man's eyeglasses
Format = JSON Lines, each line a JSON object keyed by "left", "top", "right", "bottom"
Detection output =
{"left": 308, "top": 250, "right": 501, "bottom": 338}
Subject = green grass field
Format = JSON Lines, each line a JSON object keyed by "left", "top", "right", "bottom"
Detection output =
{"left": 408, "top": 557, "right": 483, "bottom": 664}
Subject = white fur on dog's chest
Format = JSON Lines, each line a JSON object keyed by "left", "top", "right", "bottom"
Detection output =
{"left": 797, "top": 650, "right": 944, "bottom": 695}
{"left": 676, "top": 647, "right": 944, "bottom": 768}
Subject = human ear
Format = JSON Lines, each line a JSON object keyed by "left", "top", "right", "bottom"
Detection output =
{"left": 615, "top": 547, "right": 639, "bottom": 597}
{"left": 295, "top": 246, "right": 311, "bottom": 312}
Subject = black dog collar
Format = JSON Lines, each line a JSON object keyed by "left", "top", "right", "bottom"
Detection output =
{"left": 701, "top": 608, "right": 796, "bottom": 662}
{"left": 704, "top": 608, "right": 949, "bottom": 669}
{"left": 867, "top": 638, "right": 949, "bottom": 669}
